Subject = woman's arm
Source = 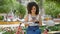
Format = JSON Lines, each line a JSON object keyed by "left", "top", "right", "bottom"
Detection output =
{"left": 24, "top": 16, "right": 28, "bottom": 22}
{"left": 39, "top": 15, "right": 42, "bottom": 26}
{"left": 24, "top": 16, "right": 29, "bottom": 27}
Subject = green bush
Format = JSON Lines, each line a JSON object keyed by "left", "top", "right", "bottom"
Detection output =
{"left": 15, "top": 4, "right": 26, "bottom": 18}
{"left": 40, "top": 24, "right": 60, "bottom": 32}
{"left": 0, "top": 16, "right": 4, "bottom": 20}
{"left": 3, "top": 31, "right": 14, "bottom": 34}
{"left": 0, "top": 0, "right": 26, "bottom": 18}
{"left": 44, "top": 0, "right": 60, "bottom": 18}
{"left": 35, "top": 0, "right": 60, "bottom": 18}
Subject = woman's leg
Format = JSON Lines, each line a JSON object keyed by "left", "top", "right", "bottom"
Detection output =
{"left": 26, "top": 26, "right": 35, "bottom": 34}
{"left": 34, "top": 26, "right": 41, "bottom": 34}
{"left": 35, "top": 29, "right": 41, "bottom": 34}
{"left": 27, "top": 30, "right": 35, "bottom": 34}
{"left": 26, "top": 26, "right": 41, "bottom": 34}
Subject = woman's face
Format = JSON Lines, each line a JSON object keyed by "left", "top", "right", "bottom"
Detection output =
{"left": 31, "top": 6, "right": 36, "bottom": 14}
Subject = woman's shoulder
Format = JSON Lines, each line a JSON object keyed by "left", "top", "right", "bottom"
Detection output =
{"left": 25, "top": 14, "right": 31, "bottom": 16}
{"left": 24, "top": 14, "right": 31, "bottom": 18}
{"left": 28, "top": 14, "right": 31, "bottom": 16}
{"left": 37, "top": 14, "right": 39, "bottom": 17}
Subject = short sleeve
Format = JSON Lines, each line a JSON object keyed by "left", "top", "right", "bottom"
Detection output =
{"left": 36, "top": 15, "right": 39, "bottom": 21}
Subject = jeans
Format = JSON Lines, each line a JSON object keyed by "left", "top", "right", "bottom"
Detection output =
{"left": 26, "top": 26, "right": 41, "bottom": 34}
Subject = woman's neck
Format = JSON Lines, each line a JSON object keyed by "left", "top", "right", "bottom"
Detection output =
{"left": 31, "top": 13, "right": 36, "bottom": 16}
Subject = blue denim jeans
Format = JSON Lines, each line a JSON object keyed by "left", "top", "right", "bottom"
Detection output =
{"left": 26, "top": 26, "right": 41, "bottom": 34}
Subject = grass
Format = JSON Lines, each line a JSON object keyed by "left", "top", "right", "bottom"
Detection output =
{"left": 40, "top": 24, "right": 60, "bottom": 32}
{"left": 2, "top": 31, "right": 15, "bottom": 34}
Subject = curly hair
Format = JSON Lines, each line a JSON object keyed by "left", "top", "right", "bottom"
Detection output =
{"left": 27, "top": 2, "right": 39, "bottom": 15}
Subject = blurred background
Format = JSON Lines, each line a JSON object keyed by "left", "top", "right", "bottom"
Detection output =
{"left": 0, "top": 0, "right": 60, "bottom": 34}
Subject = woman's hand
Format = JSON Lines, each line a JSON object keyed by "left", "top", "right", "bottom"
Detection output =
{"left": 25, "top": 23, "right": 29, "bottom": 27}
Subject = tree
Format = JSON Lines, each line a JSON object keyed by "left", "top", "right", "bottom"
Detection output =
{"left": 44, "top": 0, "right": 60, "bottom": 18}
{"left": 35, "top": 0, "right": 60, "bottom": 18}
{"left": 0, "top": 0, "right": 26, "bottom": 18}
{"left": 0, "top": 0, "right": 12, "bottom": 13}
{"left": 15, "top": 4, "right": 26, "bottom": 18}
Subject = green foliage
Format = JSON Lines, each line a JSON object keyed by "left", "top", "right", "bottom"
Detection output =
{"left": 35, "top": 0, "right": 40, "bottom": 2}
{"left": 44, "top": 0, "right": 60, "bottom": 18}
{"left": 3, "top": 31, "right": 15, "bottom": 34}
{"left": 35, "top": 0, "right": 40, "bottom": 6}
{"left": 0, "top": 0, "right": 14, "bottom": 13}
{"left": 35, "top": 0, "right": 60, "bottom": 18}
{"left": 0, "top": 0, "right": 26, "bottom": 18}
{"left": 3, "top": 32, "right": 11, "bottom": 34}
{"left": 0, "top": 16, "right": 4, "bottom": 20}
{"left": 14, "top": 4, "right": 26, "bottom": 18}
{"left": 40, "top": 24, "right": 60, "bottom": 32}
{"left": 40, "top": 26, "right": 46, "bottom": 32}
{"left": 48, "top": 24, "right": 60, "bottom": 31}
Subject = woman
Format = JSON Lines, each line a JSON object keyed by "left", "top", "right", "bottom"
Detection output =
{"left": 25, "top": 2, "right": 42, "bottom": 34}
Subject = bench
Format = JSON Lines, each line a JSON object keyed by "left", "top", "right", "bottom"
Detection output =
{"left": 53, "top": 19, "right": 60, "bottom": 22}
{"left": 48, "top": 31, "right": 60, "bottom": 34}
